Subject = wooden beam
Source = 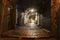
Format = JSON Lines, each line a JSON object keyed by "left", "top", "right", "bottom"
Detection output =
{"left": 51, "top": 0, "right": 60, "bottom": 36}
{"left": 0, "top": 0, "right": 7, "bottom": 34}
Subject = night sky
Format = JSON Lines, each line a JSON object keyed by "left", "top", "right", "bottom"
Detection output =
{"left": 17, "top": 0, "right": 51, "bottom": 17}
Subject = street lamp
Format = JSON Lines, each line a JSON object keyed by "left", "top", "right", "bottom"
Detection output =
{"left": 30, "top": 9, "right": 34, "bottom": 12}
{"left": 30, "top": 8, "right": 36, "bottom": 12}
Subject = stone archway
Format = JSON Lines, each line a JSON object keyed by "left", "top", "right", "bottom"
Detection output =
{"left": 23, "top": 8, "right": 39, "bottom": 25}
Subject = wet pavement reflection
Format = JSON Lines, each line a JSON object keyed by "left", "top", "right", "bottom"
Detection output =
{"left": 4, "top": 23, "right": 50, "bottom": 38}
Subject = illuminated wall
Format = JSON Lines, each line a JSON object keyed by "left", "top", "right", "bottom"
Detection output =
{"left": 21, "top": 8, "right": 39, "bottom": 25}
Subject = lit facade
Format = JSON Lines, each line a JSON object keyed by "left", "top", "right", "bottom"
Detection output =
{"left": 21, "top": 8, "right": 39, "bottom": 25}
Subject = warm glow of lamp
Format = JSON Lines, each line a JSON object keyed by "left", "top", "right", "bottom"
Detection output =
{"left": 30, "top": 9, "right": 34, "bottom": 12}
